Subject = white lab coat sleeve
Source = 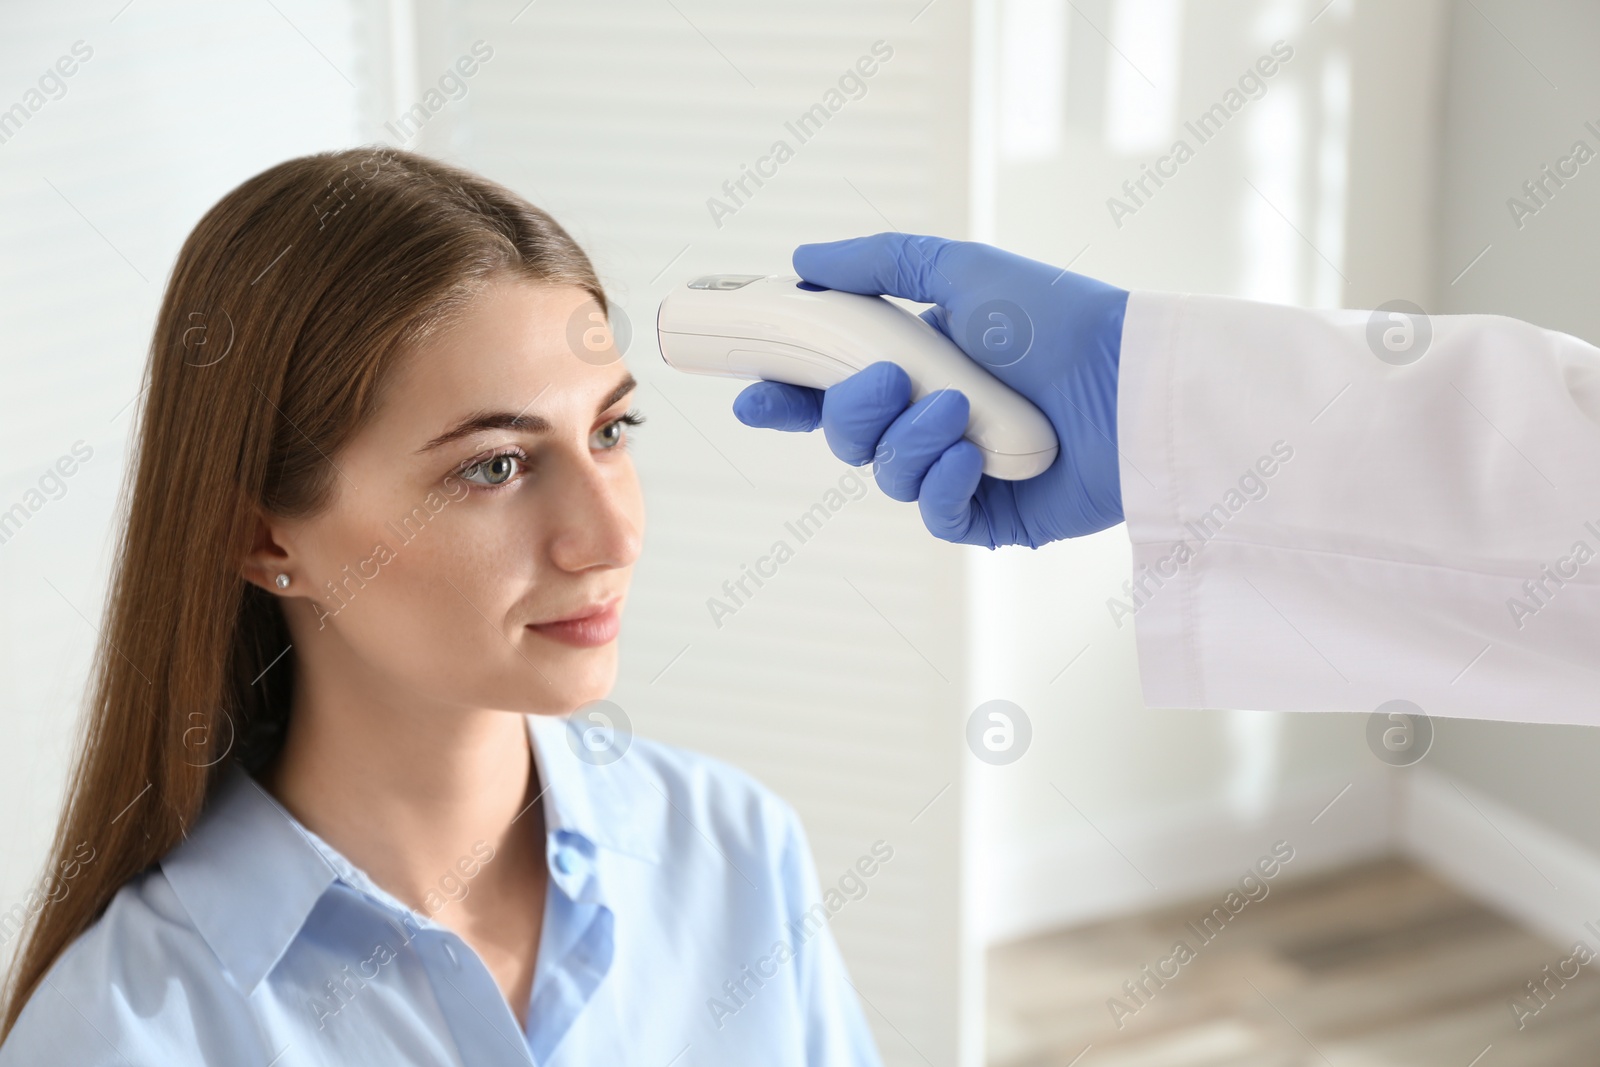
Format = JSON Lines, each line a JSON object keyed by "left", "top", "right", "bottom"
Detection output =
{"left": 1116, "top": 290, "right": 1600, "bottom": 725}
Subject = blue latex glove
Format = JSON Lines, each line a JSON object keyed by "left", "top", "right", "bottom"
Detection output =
{"left": 731, "top": 233, "right": 1130, "bottom": 548}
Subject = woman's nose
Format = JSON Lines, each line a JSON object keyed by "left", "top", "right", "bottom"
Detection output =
{"left": 545, "top": 453, "right": 642, "bottom": 573}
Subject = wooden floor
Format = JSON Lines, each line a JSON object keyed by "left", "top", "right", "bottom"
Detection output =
{"left": 987, "top": 857, "right": 1600, "bottom": 1067}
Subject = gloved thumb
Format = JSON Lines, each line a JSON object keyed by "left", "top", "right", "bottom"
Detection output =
{"left": 732, "top": 380, "right": 824, "bottom": 431}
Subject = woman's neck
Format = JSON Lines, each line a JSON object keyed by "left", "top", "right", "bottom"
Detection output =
{"left": 260, "top": 646, "right": 553, "bottom": 1026}
{"left": 259, "top": 655, "right": 544, "bottom": 916}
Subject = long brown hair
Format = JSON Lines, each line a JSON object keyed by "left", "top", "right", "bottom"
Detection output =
{"left": 1, "top": 147, "right": 605, "bottom": 1038}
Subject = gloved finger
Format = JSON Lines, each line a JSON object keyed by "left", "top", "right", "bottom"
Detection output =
{"left": 917, "top": 439, "right": 986, "bottom": 544}
{"left": 872, "top": 388, "right": 971, "bottom": 502}
{"left": 818, "top": 360, "right": 912, "bottom": 467}
{"left": 919, "top": 304, "right": 954, "bottom": 339}
{"left": 794, "top": 232, "right": 966, "bottom": 306}
{"left": 732, "top": 381, "right": 824, "bottom": 431}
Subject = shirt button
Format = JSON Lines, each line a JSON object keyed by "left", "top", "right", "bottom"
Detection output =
{"left": 553, "top": 848, "right": 575, "bottom": 875}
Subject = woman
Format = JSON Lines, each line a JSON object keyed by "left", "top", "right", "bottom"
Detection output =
{"left": 0, "top": 148, "right": 881, "bottom": 1065}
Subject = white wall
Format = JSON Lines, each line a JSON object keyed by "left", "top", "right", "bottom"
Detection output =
{"left": 1424, "top": 0, "right": 1600, "bottom": 859}
{"left": 0, "top": 0, "right": 367, "bottom": 959}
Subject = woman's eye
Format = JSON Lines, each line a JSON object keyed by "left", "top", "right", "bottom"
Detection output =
{"left": 462, "top": 452, "right": 523, "bottom": 487}
{"left": 594, "top": 409, "right": 644, "bottom": 451}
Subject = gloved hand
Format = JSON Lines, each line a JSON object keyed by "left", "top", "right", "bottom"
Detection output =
{"left": 731, "top": 233, "right": 1130, "bottom": 548}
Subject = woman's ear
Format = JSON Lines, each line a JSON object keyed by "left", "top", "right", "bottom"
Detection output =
{"left": 241, "top": 506, "right": 296, "bottom": 595}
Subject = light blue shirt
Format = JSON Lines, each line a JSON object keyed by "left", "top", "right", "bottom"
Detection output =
{"left": 1, "top": 715, "right": 882, "bottom": 1065}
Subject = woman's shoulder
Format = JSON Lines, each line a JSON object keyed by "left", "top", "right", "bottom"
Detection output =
{"left": 537, "top": 715, "right": 810, "bottom": 871}
{"left": 628, "top": 732, "right": 803, "bottom": 833}
{"left": 625, "top": 730, "right": 784, "bottom": 800}
{"left": 1, "top": 867, "right": 249, "bottom": 1065}
{"left": 607, "top": 732, "right": 823, "bottom": 895}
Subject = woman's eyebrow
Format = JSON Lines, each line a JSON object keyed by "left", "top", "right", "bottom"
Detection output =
{"left": 417, "top": 372, "right": 638, "bottom": 453}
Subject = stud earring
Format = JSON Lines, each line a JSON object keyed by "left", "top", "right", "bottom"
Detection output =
{"left": 274, "top": 573, "right": 291, "bottom": 589}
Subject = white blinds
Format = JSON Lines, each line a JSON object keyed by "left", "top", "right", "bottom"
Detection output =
{"left": 442, "top": 1, "right": 980, "bottom": 1062}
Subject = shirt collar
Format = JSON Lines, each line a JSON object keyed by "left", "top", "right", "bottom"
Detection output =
{"left": 160, "top": 713, "right": 658, "bottom": 996}
{"left": 524, "top": 712, "right": 661, "bottom": 863}
{"left": 159, "top": 764, "right": 339, "bottom": 995}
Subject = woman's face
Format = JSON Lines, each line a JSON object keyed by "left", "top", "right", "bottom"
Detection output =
{"left": 270, "top": 277, "right": 644, "bottom": 717}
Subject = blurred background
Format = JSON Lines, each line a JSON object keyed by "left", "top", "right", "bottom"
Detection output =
{"left": 4, "top": 1, "right": 1600, "bottom": 1064}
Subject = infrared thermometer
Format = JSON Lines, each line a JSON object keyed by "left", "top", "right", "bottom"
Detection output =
{"left": 655, "top": 274, "right": 1059, "bottom": 481}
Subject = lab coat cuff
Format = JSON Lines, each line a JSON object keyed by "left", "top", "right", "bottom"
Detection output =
{"left": 1116, "top": 290, "right": 1201, "bottom": 709}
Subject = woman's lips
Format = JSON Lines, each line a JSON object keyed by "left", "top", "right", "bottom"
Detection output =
{"left": 527, "top": 599, "right": 620, "bottom": 648}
